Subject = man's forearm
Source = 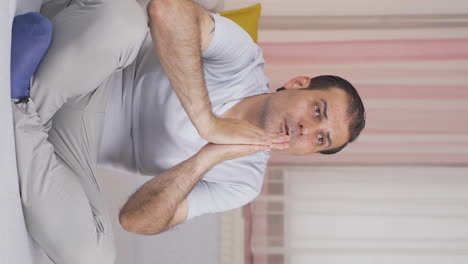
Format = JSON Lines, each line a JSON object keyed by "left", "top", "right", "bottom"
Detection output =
{"left": 119, "top": 152, "right": 214, "bottom": 234}
{"left": 147, "top": 0, "right": 215, "bottom": 135}
{"left": 147, "top": 0, "right": 288, "bottom": 147}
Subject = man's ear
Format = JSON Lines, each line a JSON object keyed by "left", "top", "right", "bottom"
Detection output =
{"left": 283, "top": 76, "right": 311, "bottom": 90}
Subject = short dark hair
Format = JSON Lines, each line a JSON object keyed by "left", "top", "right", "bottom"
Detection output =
{"left": 277, "top": 75, "right": 366, "bottom": 155}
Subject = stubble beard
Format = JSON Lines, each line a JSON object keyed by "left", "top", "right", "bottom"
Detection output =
{"left": 261, "top": 95, "right": 279, "bottom": 133}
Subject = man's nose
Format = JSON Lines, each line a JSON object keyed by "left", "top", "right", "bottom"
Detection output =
{"left": 299, "top": 123, "right": 314, "bottom": 135}
{"left": 300, "top": 120, "right": 327, "bottom": 135}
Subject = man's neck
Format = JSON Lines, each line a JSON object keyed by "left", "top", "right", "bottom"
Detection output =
{"left": 220, "top": 93, "right": 270, "bottom": 128}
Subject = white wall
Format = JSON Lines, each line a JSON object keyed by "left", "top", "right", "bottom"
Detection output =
{"left": 222, "top": 0, "right": 468, "bottom": 42}
{"left": 223, "top": 0, "right": 468, "bottom": 16}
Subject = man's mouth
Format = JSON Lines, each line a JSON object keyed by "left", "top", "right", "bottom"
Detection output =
{"left": 283, "top": 121, "right": 289, "bottom": 136}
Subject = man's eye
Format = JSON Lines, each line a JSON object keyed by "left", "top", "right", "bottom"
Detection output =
{"left": 314, "top": 106, "right": 321, "bottom": 117}
{"left": 318, "top": 135, "right": 324, "bottom": 145}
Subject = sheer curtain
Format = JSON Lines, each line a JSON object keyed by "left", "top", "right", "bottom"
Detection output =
{"left": 250, "top": 166, "right": 468, "bottom": 264}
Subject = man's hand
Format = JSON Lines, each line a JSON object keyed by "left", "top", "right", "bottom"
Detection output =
{"left": 201, "top": 116, "right": 289, "bottom": 146}
{"left": 198, "top": 143, "right": 268, "bottom": 168}
{"left": 197, "top": 141, "right": 288, "bottom": 168}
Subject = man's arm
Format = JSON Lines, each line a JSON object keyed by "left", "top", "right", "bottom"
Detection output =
{"left": 146, "top": 0, "right": 289, "bottom": 146}
{"left": 119, "top": 154, "right": 205, "bottom": 235}
{"left": 147, "top": 0, "right": 214, "bottom": 135}
{"left": 119, "top": 143, "right": 271, "bottom": 235}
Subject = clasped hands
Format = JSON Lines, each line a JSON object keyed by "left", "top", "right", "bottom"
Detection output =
{"left": 195, "top": 115, "right": 290, "bottom": 167}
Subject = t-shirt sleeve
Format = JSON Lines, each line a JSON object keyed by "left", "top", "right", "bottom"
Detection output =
{"left": 185, "top": 151, "right": 269, "bottom": 220}
{"left": 186, "top": 179, "right": 259, "bottom": 220}
{"left": 201, "top": 13, "right": 259, "bottom": 73}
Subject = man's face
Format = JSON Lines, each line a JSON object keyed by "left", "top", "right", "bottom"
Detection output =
{"left": 262, "top": 77, "right": 351, "bottom": 155}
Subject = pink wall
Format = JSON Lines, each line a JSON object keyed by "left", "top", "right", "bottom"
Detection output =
{"left": 261, "top": 39, "right": 468, "bottom": 165}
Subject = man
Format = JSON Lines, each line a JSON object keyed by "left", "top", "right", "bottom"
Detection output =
{"left": 100, "top": 0, "right": 365, "bottom": 235}
{"left": 11, "top": 0, "right": 363, "bottom": 264}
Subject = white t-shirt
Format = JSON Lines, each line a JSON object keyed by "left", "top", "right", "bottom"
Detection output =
{"left": 99, "top": 14, "right": 271, "bottom": 219}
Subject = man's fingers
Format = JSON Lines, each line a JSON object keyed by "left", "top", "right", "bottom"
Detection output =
{"left": 209, "top": 117, "right": 291, "bottom": 146}
{"left": 220, "top": 144, "right": 270, "bottom": 161}
{"left": 269, "top": 142, "right": 290, "bottom": 150}
{"left": 238, "top": 128, "right": 281, "bottom": 145}
{"left": 271, "top": 135, "right": 290, "bottom": 143}
{"left": 251, "top": 127, "right": 289, "bottom": 145}
{"left": 261, "top": 134, "right": 289, "bottom": 145}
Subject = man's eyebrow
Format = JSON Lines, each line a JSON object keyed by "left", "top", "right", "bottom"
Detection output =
{"left": 320, "top": 98, "right": 332, "bottom": 148}
{"left": 320, "top": 98, "right": 328, "bottom": 120}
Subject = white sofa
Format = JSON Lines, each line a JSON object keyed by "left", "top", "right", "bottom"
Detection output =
{"left": 2, "top": 0, "right": 224, "bottom": 264}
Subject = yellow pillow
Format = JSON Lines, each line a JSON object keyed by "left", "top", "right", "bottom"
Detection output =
{"left": 220, "top": 3, "right": 261, "bottom": 43}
